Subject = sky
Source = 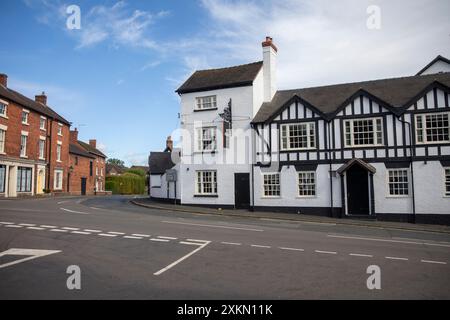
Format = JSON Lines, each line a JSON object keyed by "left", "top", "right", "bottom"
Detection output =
{"left": 0, "top": 0, "right": 449, "bottom": 166}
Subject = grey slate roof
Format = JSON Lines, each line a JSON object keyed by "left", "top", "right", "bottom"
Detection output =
{"left": 176, "top": 61, "right": 263, "bottom": 94}
{"left": 78, "top": 140, "right": 106, "bottom": 158}
{"left": 69, "top": 143, "right": 95, "bottom": 159}
{"left": 149, "top": 152, "right": 175, "bottom": 174}
{"left": 0, "top": 84, "right": 70, "bottom": 125}
{"left": 253, "top": 72, "right": 450, "bottom": 123}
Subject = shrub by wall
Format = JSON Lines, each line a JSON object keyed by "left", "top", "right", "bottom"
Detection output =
{"left": 105, "top": 173, "right": 145, "bottom": 195}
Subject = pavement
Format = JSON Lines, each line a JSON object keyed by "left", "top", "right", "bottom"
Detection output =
{"left": 131, "top": 198, "right": 450, "bottom": 234}
{"left": 0, "top": 195, "right": 449, "bottom": 299}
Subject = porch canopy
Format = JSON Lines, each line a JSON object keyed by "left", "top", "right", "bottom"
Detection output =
{"left": 337, "top": 158, "right": 376, "bottom": 175}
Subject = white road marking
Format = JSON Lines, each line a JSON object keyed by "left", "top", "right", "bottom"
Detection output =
{"left": 40, "top": 225, "right": 57, "bottom": 229}
{"left": 0, "top": 248, "right": 61, "bottom": 269}
{"left": 60, "top": 208, "right": 90, "bottom": 215}
{"left": 132, "top": 234, "right": 150, "bottom": 238}
{"left": 349, "top": 253, "right": 373, "bottom": 258}
{"left": 157, "top": 236, "right": 178, "bottom": 240}
{"left": 89, "top": 207, "right": 104, "bottom": 210}
{"left": 386, "top": 256, "right": 408, "bottom": 261}
{"left": 315, "top": 250, "right": 337, "bottom": 255}
{"left": 328, "top": 234, "right": 450, "bottom": 248}
{"left": 108, "top": 232, "right": 125, "bottom": 235}
{"left": 124, "top": 236, "right": 143, "bottom": 240}
{"left": 421, "top": 259, "right": 447, "bottom": 265}
{"left": 0, "top": 222, "right": 14, "bottom": 225}
{"left": 279, "top": 247, "right": 305, "bottom": 252}
{"left": 5, "top": 225, "right": 23, "bottom": 228}
{"left": 71, "top": 231, "right": 91, "bottom": 235}
{"left": 251, "top": 244, "right": 271, "bottom": 248}
{"left": 19, "top": 223, "right": 36, "bottom": 227}
{"left": 98, "top": 233, "right": 117, "bottom": 237}
{"left": 57, "top": 200, "right": 70, "bottom": 205}
{"left": 180, "top": 241, "right": 205, "bottom": 246}
{"left": 50, "top": 229, "right": 68, "bottom": 233}
{"left": 62, "top": 227, "right": 80, "bottom": 231}
{"left": 150, "top": 238, "right": 170, "bottom": 242}
{"left": 162, "top": 220, "right": 264, "bottom": 232}
{"left": 26, "top": 227, "right": 45, "bottom": 230}
{"left": 84, "top": 229, "right": 102, "bottom": 233}
{"left": 221, "top": 242, "right": 242, "bottom": 246}
{"left": 187, "top": 239, "right": 212, "bottom": 243}
{"left": 154, "top": 240, "right": 211, "bottom": 276}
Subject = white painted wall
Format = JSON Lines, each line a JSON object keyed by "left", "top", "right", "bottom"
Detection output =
{"left": 419, "top": 60, "right": 450, "bottom": 75}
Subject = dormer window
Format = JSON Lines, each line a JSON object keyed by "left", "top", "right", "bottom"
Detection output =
{"left": 415, "top": 112, "right": 449, "bottom": 144}
{"left": 195, "top": 95, "right": 217, "bottom": 111}
{"left": 344, "top": 117, "right": 383, "bottom": 147}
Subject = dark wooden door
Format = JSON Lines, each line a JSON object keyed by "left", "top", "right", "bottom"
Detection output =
{"left": 346, "top": 165, "right": 370, "bottom": 215}
{"left": 234, "top": 173, "right": 250, "bottom": 209}
{"left": 81, "top": 178, "right": 87, "bottom": 196}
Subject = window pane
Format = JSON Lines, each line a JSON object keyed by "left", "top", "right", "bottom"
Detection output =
{"left": 445, "top": 168, "right": 450, "bottom": 196}
{"left": 298, "top": 171, "right": 316, "bottom": 196}
{"left": 263, "top": 173, "right": 280, "bottom": 197}
{"left": 425, "top": 113, "right": 450, "bottom": 142}
{"left": 0, "top": 165, "right": 5, "bottom": 193}
{"left": 388, "top": 170, "right": 409, "bottom": 196}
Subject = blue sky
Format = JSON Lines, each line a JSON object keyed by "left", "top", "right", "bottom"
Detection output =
{"left": 1, "top": 0, "right": 449, "bottom": 165}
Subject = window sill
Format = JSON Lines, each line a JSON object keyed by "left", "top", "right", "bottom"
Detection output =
{"left": 281, "top": 148, "right": 317, "bottom": 152}
{"left": 385, "top": 195, "right": 410, "bottom": 199}
{"left": 39, "top": 157, "right": 46, "bottom": 161}
{"left": 0, "top": 152, "right": 6, "bottom": 155}
{"left": 0, "top": 115, "right": 8, "bottom": 119}
{"left": 194, "top": 194, "right": 218, "bottom": 198}
{"left": 193, "top": 108, "right": 218, "bottom": 112}
{"left": 261, "top": 196, "right": 281, "bottom": 199}
{"left": 344, "top": 144, "right": 384, "bottom": 149}
{"left": 20, "top": 155, "right": 28, "bottom": 159}
{"left": 40, "top": 128, "right": 46, "bottom": 132}
{"left": 56, "top": 160, "right": 62, "bottom": 163}
{"left": 297, "top": 196, "right": 317, "bottom": 199}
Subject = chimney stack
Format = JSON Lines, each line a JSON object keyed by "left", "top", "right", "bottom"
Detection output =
{"left": 165, "top": 136, "right": 173, "bottom": 152}
{"left": 262, "top": 36, "right": 278, "bottom": 102}
{"left": 0, "top": 74, "right": 7, "bottom": 87}
{"left": 35, "top": 92, "right": 47, "bottom": 105}
{"left": 70, "top": 128, "right": 79, "bottom": 144}
{"left": 89, "top": 139, "right": 97, "bottom": 149}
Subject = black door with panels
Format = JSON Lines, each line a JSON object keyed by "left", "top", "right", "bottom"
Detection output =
{"left": 234, "top": 173, "right": 250, "bottom": 209}
{"left": 81, "top": 178, "right": 87, "bottom": 196}
{"left": 346, "top": 165, "right": 370, "bottom": 215}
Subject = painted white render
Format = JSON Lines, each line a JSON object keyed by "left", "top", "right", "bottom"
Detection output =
{"left": 419, "top": 59, "right": 450, "bottom": 76}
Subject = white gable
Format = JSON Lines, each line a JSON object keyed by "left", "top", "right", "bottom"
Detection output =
{"left": 418, "top": 58, "right": 450, "bottom": 75}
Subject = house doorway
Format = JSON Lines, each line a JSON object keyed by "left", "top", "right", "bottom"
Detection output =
{"left": 234, "top": 173, "right": 250, "bottom": 209}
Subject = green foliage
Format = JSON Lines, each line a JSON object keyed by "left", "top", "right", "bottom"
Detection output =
{"left": 105, "top": 174, "right": 145, "bottom": 195}
{"left": 106, "top": 158, "right": 125, "bottom": 167}
{"left": 127, "top": 168, "right": 146, "bottom": 178}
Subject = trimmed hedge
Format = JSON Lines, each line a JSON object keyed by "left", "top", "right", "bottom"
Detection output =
{"left": 106, "top": 173, "right": 145, "bottom": 195}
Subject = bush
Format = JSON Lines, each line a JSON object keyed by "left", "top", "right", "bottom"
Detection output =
{"left": 106, "top": 174, "right": 145, "bottom": 195}
{"left": 127, "top": 169, "right": 146, "bottom": 178}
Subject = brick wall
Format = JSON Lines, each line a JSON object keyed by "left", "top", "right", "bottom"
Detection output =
{"left": 69, "top": 153, "right": 96, "bottom": 195}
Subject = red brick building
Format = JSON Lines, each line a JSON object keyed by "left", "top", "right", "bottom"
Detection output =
{"left": 0, "top": 73, "right": 71, "bottom": 197}
{"left": 69, "top": 129, "right": 106, "bottom": 195}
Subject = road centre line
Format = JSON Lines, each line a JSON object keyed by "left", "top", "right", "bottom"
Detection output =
{"left": 0, "top": 222, "right": 14, "bottom": 225}
{"left": 60, "top": 208, "right": 90, "bottom": 215}
{"left": 349, "top": 253, "right": 373, "bottom": 258}
{"left": 71, "top": 231, "right": 91, "bottom": 235}
{"left": 19, "top": 223, "right": 36, "bottom": 227}
{"left": 157, "top": 236, "right": 178, "bottom": 240}
{"left": 50, "top": 229, "right": 68, "bottom": 232}
{"left": 162, "top": 220, "right": 264, "bottom": 232}
{"left": 132, "top": 234, "right": 150, "bottom": 237}
{"left": 421, "top": 260, "right": 447, "bottom": 265}
{"left": 62, "top": 227, "right": 79, "bottom": 231}
{"left": 40, "top": 225, "right": 57, "bottom": 229}
{"left": 386, "top": 256, "right": 409, "bottom": 261}
{"left": 279, "top": 247, "right": 304, "bottom": 252}
{"left": 84, "top": 229, "right": 102, "bottom": 233}
{"left": 124, "top": 236, "right": 143, "bottom": 240}
{"left": 150, "top": 238, "right": 170, "bottom": 242}
{"left": 251, "top": 244, "right": 271, "bottom": 248}
{"left": 154, "top": 240, "right": 211, "bottom": 276}
{"left": 98, "top": 233, "right": 117, "bottom": 237}
{"left": 328, "top": 234, "right": 450, "bottom": 248}
{"left": 180, "top": 241, "right": 206, "bottom": 246}
{"left": 26, "top": 227, "right": 45, "bottom": 230}
{"left": 315, "top": 250, "right": 337, "bottom": 255}
{"left": 221, "top": 242, "right": 242, "bottom": 246}
{"left": 108, "top": 232, "right": 126, "bottom": 235}
{"left": 5, "top": 225, "right": 23, "bottom": 228}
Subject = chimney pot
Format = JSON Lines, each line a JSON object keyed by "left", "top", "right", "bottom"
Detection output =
{"left": 35, "top": 91, "right": 47, "bottom": 105}
{"left": 70, "top": 128, "right": 79, "bottom": 144}
{"left": 262, "top": 36, "right": 277, "bottom": 52}
{"left": 89, "top": 139, "right": 97, "bottom": 149}
{"left": 0, "top": 74, "right": 7, "bottom": 87}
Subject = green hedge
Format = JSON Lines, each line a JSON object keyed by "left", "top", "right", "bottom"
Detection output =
{"left": 106, "top": 173, "right": 145, "bottom": 195}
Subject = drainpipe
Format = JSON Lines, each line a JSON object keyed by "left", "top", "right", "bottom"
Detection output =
{"left": 46, "top": 118, "right": 54, "bottom": 191}
{"left": 397, "top": 116, "right": 416, "bottom": 224}
{"left": 328, "top": 121, "right": 334, "bottom": 217}
{"left": 250, "top": 123, "right": 256, "bottom": 211}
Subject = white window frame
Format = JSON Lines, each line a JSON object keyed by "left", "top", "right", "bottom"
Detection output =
{"left": 0, "top": 124, "right": 6, "bottom": 154}
{"left": 21, "top": 109, "right": 30, "bottom": 125}
{"left": 344, "top": 117, "right": 384, "bottom": 147}
{"left": 415, "top": 111, "right": 450, "bottom": 144}
{"left": 297, "top": 171, "right": 317, "bottom": 198}
{"left": 262, "top": 173, "right": 281, "bottom": 198}
{"left": 39, "top": 137, "right": 46, "bottom": 160}
{"left": 281, "top": 122, "right": 316, "bottom": 151}
{"left": 20, "top": 131, "right": 28, "bottom": 158}
{"left": 56, "top": 141, "right": 62, "bottom": 162}
{"left": 195, "top": 170, "right": 218, "bottom": 195}
{"left": 386, "top": 169, "right": 410, "bottom": 198}
{"left": 195, "top": 95, "right": 217, "bottom": 111}
{"left": 17, "top": 166, "right": 32, "bottom": 193}
{"left": 54, "top": 169, "right": 63, "bottom": 190}
{"left": 57, "top": 123, "right": 63, "bottom": 136}
{"left": 0, "top": 99, "right": 8, "bottom": 119}
{"left": 444, "top": 167, "right": 450, "bottom": 198}
{"left": 40, "top": 116, "right": 47, "bottom": 131}
{"left": 196, "top": 127, "right": 217, "bottom": 152}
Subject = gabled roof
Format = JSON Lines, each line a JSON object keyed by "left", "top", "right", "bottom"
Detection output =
{"left": 106, "top": 163, "right": 126, "bottom": 174}
{"left": 337, "top": 158, "right": 377, "bottom": 175}
{"left": 77, "top": 140, "right": 106, "bottom": 158}
{"left": 176, "top": 61, "right": 263, "bottom": 94}
{"left": 0, "top": 84, "right": 70, "bottom": 125}
{"left": 149, "top": 152, "right": 175, "bottom": 174}
{"left": 416, "top": 55, "right": 450, "bottom": 76}
{"left": 69, "top": 143, "right": 95, "bottom": 159}
{"left": 253, "top": 72, "right": 450, "bottom": 123}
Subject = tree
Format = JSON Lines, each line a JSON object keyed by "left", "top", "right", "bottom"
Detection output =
{"left": 107, "top": 158, "right": 125, "bottom": 167}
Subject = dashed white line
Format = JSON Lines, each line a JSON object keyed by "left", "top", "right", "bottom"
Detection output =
{"left": 385, "top": 256, "right": 408, "bottom": 261}
{"left": 50, "top": 229, "right": 68, "bottom": 233}
{"left": 251, "top": 244, "right": 271, "bottom": 248}
{"left": 19, "top": 223, "right": 36, "bottom": 227}
{"left": 162, "top": 220, "right": 264, "bottom": 232}
{"left": 221, "top": 242, "right": 242, "bottom": 246}
{"left": 26, "top": 227, "right": 45, "bottom": 230}
{"left": 421, "top": 259, "right": 447, "bottom": 265}
{"left": 71, "top": 231, "right": 91, "bottom": 235}
{"left": 328, "top": 234, "right": 450, "bottom": 248}
{"left": 157, "top": 236, "right": 178, "bottom": 240}
{"left": 40, "top": 225, "right": 57, "bottom": 229}
{"left": 180, "top": 241, "right": 205, "bottom": 246}
{"left": 5, "top": 225, "right": 23, "bottom": 228}
{"left": 279, "top": 247, "right": 305, "bottom": 252}
{"left": 349, "top": 253, "right": 373, "bottom": 258}
{"left": 60, "top": 208, "right": 90, "bottom": 215}
{"left": 108, "top": 232, "right": 125, "bottom": 235}
{"left": 124, "top": 236, "right": 143, "bottom": 240}
{"left": 62, "top": 227, "right": 80, "bottom": 231}
{"left": 84, "top": 229, "right": 102, "bottom": 233}
{"left": 315, "top": 250, "right": 337, "bottom": 255}
{"left": 150, "top": 238, "right": 170, "bottom": 242}
{"left": 0, "top": 222, "right": 14, "bottom": 225}
{"left": 132, "top": 234, "right": 150, "bottom": 238}
{"left": 98, "top": 233, "right": 117, "bottom": 237}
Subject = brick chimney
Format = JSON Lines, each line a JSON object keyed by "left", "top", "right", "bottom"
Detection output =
{"left": 0, "top": 74, "right": 7, "bottom": 87}
{"left": 70, "top": 128, "right": 79, "bottom": 144}
{"left": 35, "top": 92, "right": 47, "bottom": 105}
{"left": 166, "top": 136, "right": 173, "bottom": 152}
{"left": 89, "top": 139, "right": 97, "bottom": 149}
{"left": 262, "top": 36, "right": 278, "bottom": 102}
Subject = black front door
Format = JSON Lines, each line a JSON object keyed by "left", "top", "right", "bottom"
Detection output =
{"left": 234, "top": 173, "right": 250, "bottom": 209}
{"left": 346, "top": 165, "right": 370, "bottom": 215}
{"left": 81, "top": 178, "right": 87, "bottom": 196}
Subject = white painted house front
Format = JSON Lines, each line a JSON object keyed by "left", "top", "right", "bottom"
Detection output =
{"left": 149, "top": 38, "right": 450, "bottom": 225}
